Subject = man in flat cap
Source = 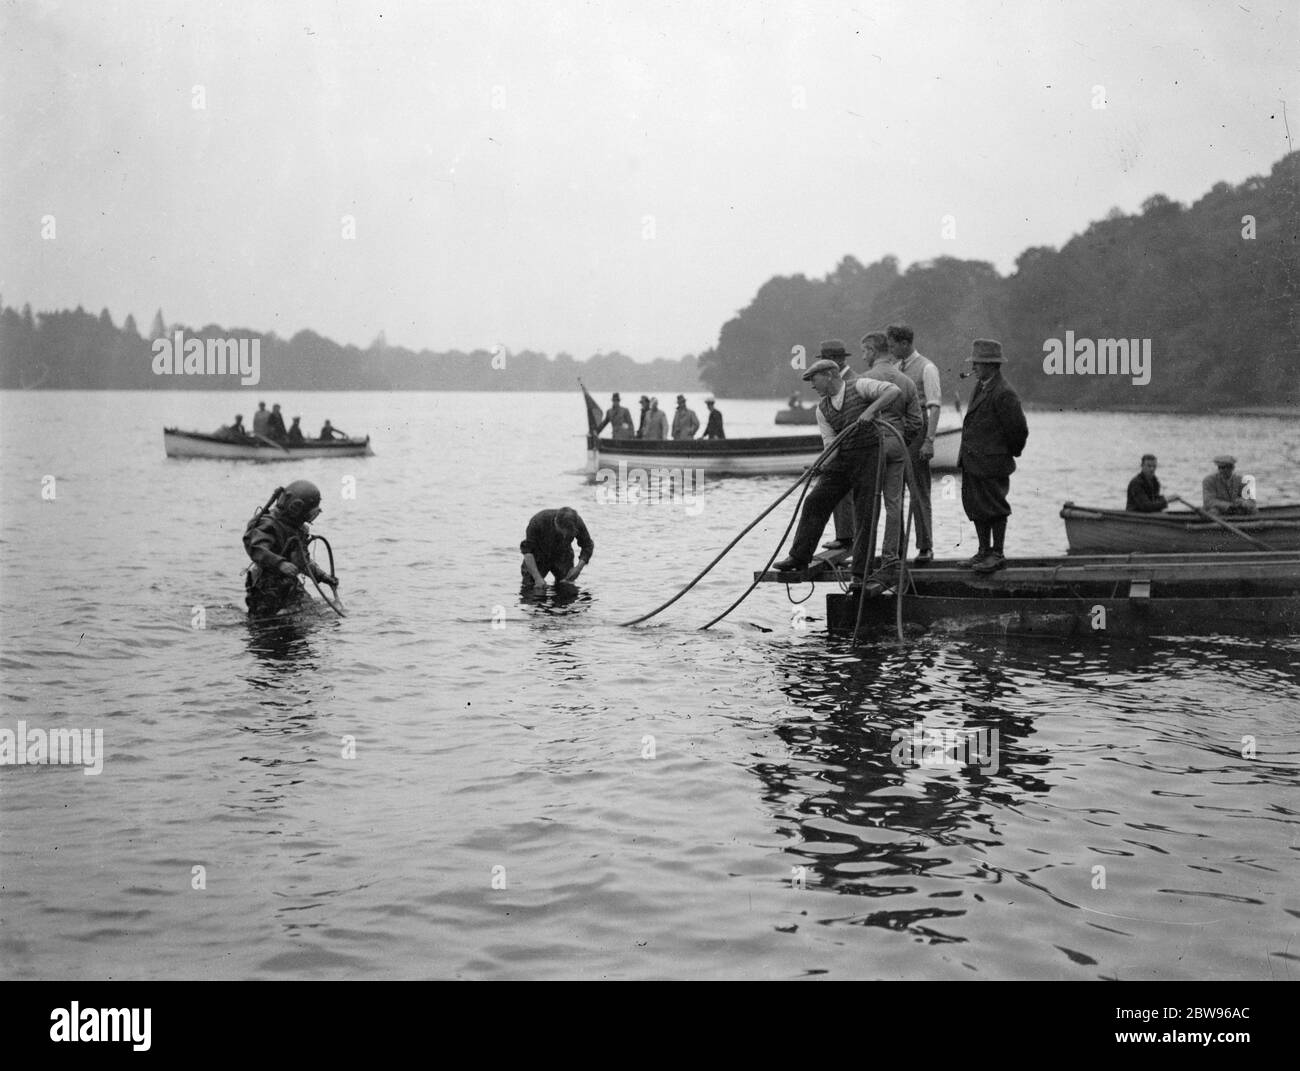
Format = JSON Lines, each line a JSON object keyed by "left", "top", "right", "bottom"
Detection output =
{"left": 956, "top": 339, "right": 1028, "bottom": 572}
{"left": 818, "top": 339, "right": 861, "bottom": 552}
{"left": 643, "top": 397, "right": 668, "bottom": 440}
{"left": 774, "top": 348, "right": 901, "bottom": 584}
{"left": 1202, "top": 455, "right": 1258, "bottom": 515}
{"left": 672, "top": 394, "right": 700, "bottom": 440}
{"left": 702, "top": 397, "right": 725, "bottom": 439}
{"left": 595, "top": 392, "right": 636, "bottom": 440}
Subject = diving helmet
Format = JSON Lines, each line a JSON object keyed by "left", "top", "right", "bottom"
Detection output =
{"left": 278, "top": 480, "right": 322, "bottom": 524}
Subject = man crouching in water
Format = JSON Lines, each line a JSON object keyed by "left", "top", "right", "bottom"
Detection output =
{"left": 243, "top": 480, "right": 339, "bottom": 615}
{"left": 521, "top": 506, "right": 593, "bottom": 592}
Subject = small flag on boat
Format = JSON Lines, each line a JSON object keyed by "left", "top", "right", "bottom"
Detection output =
{"left": 580, "top": 381, "right": 603, "bottom": 434}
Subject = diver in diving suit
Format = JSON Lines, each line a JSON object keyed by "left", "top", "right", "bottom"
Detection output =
{"left": 243, "top": 480, "right": 339, "bottom": 616}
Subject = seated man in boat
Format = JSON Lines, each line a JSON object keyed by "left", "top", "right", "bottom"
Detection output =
{"left": 287, "top": 416, "right": 305, "bottom": 444}
{"left": 243, "top": 480, "right": 339, "bottom": 616}
{"left": 521, "top": 507, "right": 594, "bottom": 591}
{"left": 1126, "top": 454, "right": 1168, "bottom": 512}
{"left": 319, "top": 419, "right": 346, "bottom": 441}
{"left": 1202, "top": 455, "right": 1258, "bottom": 516}
{"left": 595, "top": 393, "right": 636, "bottom": 440}
{"left": 702, "top": 398, "right": 725, "bottom": 439}
{"left": 216, "top": 414, "right": 251, "bottom": 441}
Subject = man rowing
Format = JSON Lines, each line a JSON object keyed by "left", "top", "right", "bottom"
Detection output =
{"left": 1202, "top": 455, "right": 1258, "bottom": 515}
{"left": 1126, "top": 454, "right": 1168, "bottom": 512}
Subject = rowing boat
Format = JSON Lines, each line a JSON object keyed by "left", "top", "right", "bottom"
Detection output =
{"left": 163, "top": 428, "right": 374, "bottom": 461}
{"left": 1060, "top": 502, "right": 1300, "bottom": 554}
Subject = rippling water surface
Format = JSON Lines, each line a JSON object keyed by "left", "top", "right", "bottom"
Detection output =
{"left": 1, "top": 391, "right": 1297, "bottom": 979}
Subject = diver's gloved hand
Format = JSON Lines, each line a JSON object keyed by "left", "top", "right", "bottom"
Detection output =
{"left": 324, "top": 574, "right": 339, "bottom": 589}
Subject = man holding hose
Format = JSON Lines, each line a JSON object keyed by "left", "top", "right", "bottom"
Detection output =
{"left": 773, "top": 355, "right": 900, "bottom": 587}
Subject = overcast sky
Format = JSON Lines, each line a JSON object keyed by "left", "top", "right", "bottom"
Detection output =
{"left": 2, "top": 0, "right": 1295, "bottom": 360}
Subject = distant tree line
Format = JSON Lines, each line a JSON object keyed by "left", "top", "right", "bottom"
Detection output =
{"left": 3, "top": 152, "right": 1295, "bottom": 409}
{"left": 698, "top": 151, "right": 1299, "bottom": 409}
{"left": 0, "top": 305, "right": 700, "bottom": 393}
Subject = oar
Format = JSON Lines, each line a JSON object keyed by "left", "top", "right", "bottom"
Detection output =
{"left": 254, "top": 433, "right": 289, "bottom": 453}
{"left": 1167, "top": 495, "right": 1275, "bottom": 551}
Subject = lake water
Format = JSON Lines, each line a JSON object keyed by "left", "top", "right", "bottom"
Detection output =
{"left": 1, "top": 390, "right": 1297, "bottom": 979}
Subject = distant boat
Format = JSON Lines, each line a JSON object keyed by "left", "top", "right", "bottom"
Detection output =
{"left": 774, "top": 407, "right": 818, "bottom": 425}
{"left": 164, "top": 428, "right": 374, "bottom": 461}
{"left": 588, "top": 433, "right": 823, "bottom": 478}
{"left": 1061, "top": 503, "right": 1300, "bottom": 554}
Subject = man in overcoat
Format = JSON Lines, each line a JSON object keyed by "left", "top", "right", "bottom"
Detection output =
{"left": 956, "top": 339, "right": 1028, "bottom": 572}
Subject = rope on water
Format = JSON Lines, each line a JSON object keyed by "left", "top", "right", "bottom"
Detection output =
{"left": 618, "top": 423, "right": 858, "bottom": 628}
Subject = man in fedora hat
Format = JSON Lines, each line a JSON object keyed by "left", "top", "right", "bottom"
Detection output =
{"left": 956, "top": 339, "right": 1028, "bottom": 572}
{"left": 672, "top": 394, "right": 700, "bottom": 440}
{"left": 1202, "top": 455, "right": 1258, "bottom": 515}
{"left": 596, "top": 392, "right": 636, "bottom": 440}
{"left": 774, "top": 353, "right": 901, "bottom": 583}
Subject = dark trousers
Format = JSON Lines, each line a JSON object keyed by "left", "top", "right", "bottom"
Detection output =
{"left": 788, "top": 448, "right": 880, "bottom": 575}
{"left": 521, "top": 550, "right": 575, "bottom": 583}
{"left": 903, "top": 438, "right": 933, "bottom": 553}
{"left": 962, "top": 472, "right": 1011, "bottom": 554}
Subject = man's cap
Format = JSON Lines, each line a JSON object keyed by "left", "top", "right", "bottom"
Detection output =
{"left": 817, "top": 339, "right": 850, "bottom": 361}
{"left": 967, "top": 339, "right": 1005, "bottom": 363}
{"left": 639, "top": 395, "right": 650, "bottom": 403}
{"left": 676, "top": 394, "right": 686, "bottom": 402}
{"left": 705, "top": 396, "right": 715, "bottom": 405}
{"left": 612, "top": 392, "right": 620, "bottom": 401}
{"left": 1214, "top": 454, "right": 1237, "bottom": 466}
{"left": 801, "top": 358, "right": 841, "bottom": 381}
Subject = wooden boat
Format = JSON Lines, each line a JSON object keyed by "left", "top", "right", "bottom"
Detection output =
{"left": 587, "top": 424, "right": 959, "bottom": 479}
{"left": 1061, "top": 502, "right": 1300, "bottom": 554}
{"left": 588, "top": 433, "right": 823, "bottom": 478}
{"left": 164, "top": 428, "right": 374, "bottom": 461}
{"left": 774, "top": 407, "right": 818, "bottom": 425}
{"left": 756, "top": 551, "right": 1300, "bottom": 640}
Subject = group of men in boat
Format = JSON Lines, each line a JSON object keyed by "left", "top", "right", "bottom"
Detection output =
{"left": 217, "top": 403, "right": 348, "bottom": 444}
{"left": 772, "top": 328, "right": 1027, "bottom": 585}
{"left": 595, "top": 393, "right": 725, "bottom": 440}
{"left": 1127, "top": 454, "right": 1260, "bottom": 516}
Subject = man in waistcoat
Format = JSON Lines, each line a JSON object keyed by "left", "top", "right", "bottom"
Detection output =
{"left": 861, "top": 332, "right": 923, "bottom": 572}
{"left": 889, "top": 324, "right": 943, "bottom": 563}
{"left": 956, "top": 339, "right": 1029, "bottom": 572}
{"left": 818, "top": 340, "right": 861, "bottom": 552}
{"left": 773, "top": 358, "right": 900, "bottom": 585}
